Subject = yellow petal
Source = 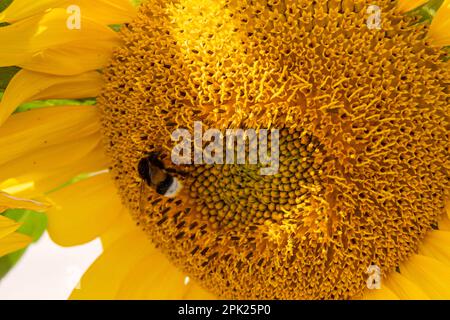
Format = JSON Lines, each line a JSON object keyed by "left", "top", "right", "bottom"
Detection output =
{"left": 101, "top": 212, "right": 216, "bottom": 299}
{"left": 0, "top": 0, "right": 136, "bottom": 25}
{"left": 400, "top": 254, "right": 450, "bottom": 299}
{"left": 115, "top": 255, "right": 187, "bottom": 299}
{"left": 0, "top": 8, "right": 118, "bottom": 67}
{"left": 21, "top": 39, "right": 121, "bottom": 75}
{"left": 429, "top": 0, "right": 450, "bottom": 47}
{"left": 116, "top": 252, "right": 215, "bottom": 300}
{"left": 419, "top": 230, "right": 450, "bottom": 267}
{"left": 0, "top": 70, "right": 102, "bottom": 125}
{"left": 184, "top": 282, "right": 217, "bottom": 300}
{"left": 0, "top": 215, "right": 20, "bottom": 239}
{"left": 383, "top": 271, "right": 430, "bottom": 299}
{"left": 0, "top": 142, "right": 109, "bottom": 198}
{"left": 0, "top": 180, "right": 35, "bottom": 196}
{"left": 46, "top": 172, "right": 123, "bottom": 247}
{"left": 446, "top": 196, "right": 450, "bottom": 219}
{"left": 396, "top": 0, "right": 428, "bottom": 13}
{"left": 0, "top": 0, "right": 66, "bottom": 23}
{"left": 0, "top": 232, "right": 32, "bottom": 257}
{"left": 361, "top": 285, "right": 400, "bottom": 300}
{"left": 100, "top": 209, "right": 136, "bottom": 250}
{"left": 70, "top": 230, "right": 155, "bottom": 300}
{"left": 0, "top": 133, "right": 100, "bottom": 185}
{"left": 0, "top": 191, "right": 50, "bottom": 213}
{"left": 0, "top": 106, "right": 100, "bottom": 166}
{"left": 440, "top": 215, "right": 450, "bottom": 231}
{"left": 74, "top": 0, "right": 137, "bottom": 25}
{"left": 33, "top": 144, "right": 110, "bottom": 195}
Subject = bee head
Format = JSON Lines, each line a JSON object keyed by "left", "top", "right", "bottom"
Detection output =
{"left": 138, "top": 152, "right": 184, "bottom": 198}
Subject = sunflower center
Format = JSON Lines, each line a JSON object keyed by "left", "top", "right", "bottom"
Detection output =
{"left": 189, "top": 128, "right": 324, "bottom": 230}
{"left": 98, "top": 0, "right": 449, "bottom": 299}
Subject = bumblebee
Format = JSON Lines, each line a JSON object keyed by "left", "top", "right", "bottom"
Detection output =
{"left": 138, "top": 152, "right": 184, "bottom": 197}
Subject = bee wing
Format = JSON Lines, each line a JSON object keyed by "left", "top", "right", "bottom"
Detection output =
{"left": 139, "top": 180, "right": 150, "bottom": 216}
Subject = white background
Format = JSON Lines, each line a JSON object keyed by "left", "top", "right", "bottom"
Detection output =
{"left": 0, "top": 232, "right": 102, "bottom": 300}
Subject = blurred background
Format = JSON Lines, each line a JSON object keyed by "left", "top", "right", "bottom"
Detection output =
{"left": 0, "top": 232, "right": 101, "bottom": 300}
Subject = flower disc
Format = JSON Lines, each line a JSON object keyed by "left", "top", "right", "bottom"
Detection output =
{"left": 98, "top": 0, "right": 450, "bottom": 299}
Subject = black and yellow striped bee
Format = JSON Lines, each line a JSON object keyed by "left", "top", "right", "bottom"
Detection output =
{"left": 138, "top": 152, "right": 184, "bottom": 197}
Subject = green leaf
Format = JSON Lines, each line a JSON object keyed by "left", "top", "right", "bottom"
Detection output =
{"left": 0, "top": 89, "right": 96, "bottom": 113}
{"left": 4, "top": 209, "right": 48, "bottom": 241}
{"left": 0, "top": 209, "right": 48, "bottom": 279}
{"left": 0, "top": 0, "right": 13, "bottom": 13}
{"left": 130, "top": 0, "right": 142, "bottom": 6}
{"left": 110, "top": 24, "right": 123, "bottom": 32}
{"left": 14, "top": 98, "right": 96, "bottom": 113}
{"left": 0, "top": 66, "right": 20, "bottom": 91}
{"left": 411, "top": 0, "right": 444, "bottom": 22}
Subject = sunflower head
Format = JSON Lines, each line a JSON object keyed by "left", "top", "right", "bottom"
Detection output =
{"left": 0, "top": 0, "right": 449, "bottom": 300}
{"left": 96, "top": 0, "right": 450, "bottom": 299}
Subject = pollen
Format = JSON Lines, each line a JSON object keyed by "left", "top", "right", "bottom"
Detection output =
{"left": 98, "top": 0, "right": 450, "bottom": 299}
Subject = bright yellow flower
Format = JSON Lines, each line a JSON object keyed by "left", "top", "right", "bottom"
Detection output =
{"left": 0, "top": 0, "right": 449, "bottom": 299}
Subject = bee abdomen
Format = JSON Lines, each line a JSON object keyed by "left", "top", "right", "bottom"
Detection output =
{"left": 157, "top": 176, "right": 182, "bottom": 197}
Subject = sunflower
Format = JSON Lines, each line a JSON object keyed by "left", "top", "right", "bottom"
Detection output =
{"left": 0, "top": 0, "right": 449, "bottom": 300}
